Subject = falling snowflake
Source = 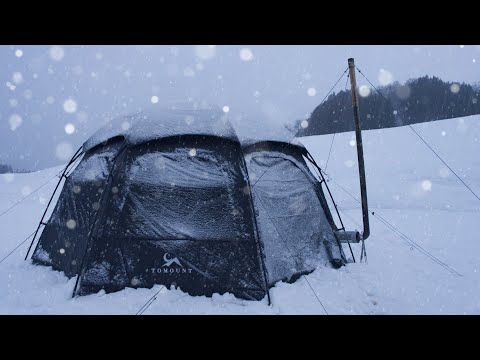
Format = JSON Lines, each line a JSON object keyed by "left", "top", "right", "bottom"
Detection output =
{"left": 9, "top": 114, "right": 23, "bottom": 131}
{"left": 450, "top": 83, "right": 460, "bottom": 94}
{"left": 344, "top": 160, "right": 354, "bottom": 168}
{"left": 121, "top": 121, "right": 131, "bottom": 131}
{"left": 421, "top": 180, "right": 432, "bottom": 191}
{"left": 378, "top": 68, "right": 394, "bottom": 86}
{"left": 359, "top": 85, "right": 371, "bottom": 98}
{"left": 151, "top": 95, "right": 159, "bottom": 104}
{"left": 6, "top": 81, "right": 16, "bottom": 91}
{"left": 15, "top": 49, "right": 23, "bottom": 57}
{"left": 49, "top": 46, "right": 65, "bottom": 61}
{"left": 12, "top": 72, "right": 24, "bottom": 85}
{"left": 46, "top": 96, "right": 55, "bottom": 104}
{"left": 222, "top": 106, "right": 230, "bottom": 113}
{"left": 64, "top": 123, "right": 75, "bottom": 135}
{"left": 66, "top": 219, "right": 77, "bottom": 230}
{"left": 63, "top": 98, "right": 78, "bottom": 113}
{"left": 301, "top": 120, "right": 309, "bottom": 128}
{"left": 239, "top": 48, "right": 254, "bottom": 62}
{"left": 59, "top": 248, "right": 65, "bottom": 254}
{"left": 189, "top": 149, "right": 197, "bottom": 157}
{"left": 307, "top": 88, "right": 316, "bottom": 97}
{"left": 349, "top": 140, "right": 356, "bottom": 147}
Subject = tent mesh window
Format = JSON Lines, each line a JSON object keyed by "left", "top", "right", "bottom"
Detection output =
{"left": 246, "top": 150, "right": 344, "bottom": 285}
{"left": 105, "top": 139, "right": 254, "bottom": 241}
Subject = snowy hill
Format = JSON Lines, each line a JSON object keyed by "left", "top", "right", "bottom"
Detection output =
{"left": 0, "top": 115, "right": 479, "bottom": 314}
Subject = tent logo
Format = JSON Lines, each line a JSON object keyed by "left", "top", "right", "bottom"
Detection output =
{"left": 150, "top": 253, "right": 193, "bottom": 274}
{"left": 162, "top": 253, "right": 183, "bottom": 268}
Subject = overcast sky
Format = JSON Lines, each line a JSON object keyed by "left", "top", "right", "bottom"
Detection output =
{"left": 1, "top": 45, "right": 479, "bottom": 170}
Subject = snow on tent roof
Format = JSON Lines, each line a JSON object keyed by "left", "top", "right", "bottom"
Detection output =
{"left": 82, "top": 105, "right": 238, "bottom": 152}
{"left": 233, "top": 119, "right": 306, "bottom": 149}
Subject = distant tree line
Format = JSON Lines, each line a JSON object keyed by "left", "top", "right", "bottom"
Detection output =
{"left": 296, "top": 76, "right": 480, "bottom": 136}
{"left": 0, "top": 164, "right": 13, "bottom": 174}
{"left": 0, "top": 164, "right": 30, "bottom": 174}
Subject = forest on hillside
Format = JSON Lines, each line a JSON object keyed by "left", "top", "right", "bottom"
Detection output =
{"left": 296, "top": 76, "right": 480, "bottom": 136}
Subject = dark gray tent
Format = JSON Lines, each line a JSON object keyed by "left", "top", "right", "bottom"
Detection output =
{"left": 30, "top": 107, "right": 346, "bottom": 301}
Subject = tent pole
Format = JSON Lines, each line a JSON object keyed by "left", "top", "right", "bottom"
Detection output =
{"left": 347, "top": 58, "right": 370, "bottom": 240}
{"left": 239, "top": 155, "right": 272, "bottom": 305}
{"left": 24, "top": 146, "right": 84, "bottom": 260}
{"left": 72, "top": 143, "right": 126, "bottom": 297}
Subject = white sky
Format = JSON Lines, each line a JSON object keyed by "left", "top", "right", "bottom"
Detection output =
{"left": 1, "top": 45, "right": 479, "bottom": 169}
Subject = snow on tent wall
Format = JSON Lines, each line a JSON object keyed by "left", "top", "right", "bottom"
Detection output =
{"left": 82, "top": 107, "right": 238, "bottom": 152}
{"left": 101, "top": 142, "right": 253, "bottom": 241}
{"left": 245, "top": 151, "right": 344, "bottom": 285}
{"left": 77, "top": 137, "right": 268, "bottom": 300}
{"left": 32, "top": 142, "right": 123, "bottom": 277}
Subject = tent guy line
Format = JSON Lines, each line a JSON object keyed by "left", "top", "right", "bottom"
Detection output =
{"left": 0, "top": 169, "right": 64, "bottom": 219}
{"left": 249, "top": 68, "right": 349, "bottom": 189}
{"left": 356, "top": 65, "right": 480, "bottom": 203}
{"left": 325, "top": 74, "right": 350, "bottom": 173}
{"left": 321, "top": 170, "right": 462, "bottom": 277}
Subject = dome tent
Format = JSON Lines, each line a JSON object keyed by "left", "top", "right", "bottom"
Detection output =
{"left": 29, "top": 106, "right": 345, "bottom": 301}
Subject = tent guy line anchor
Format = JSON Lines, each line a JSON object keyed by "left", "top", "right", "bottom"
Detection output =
{"left": 321, "top": 170, "right": 462, "bottom": 277}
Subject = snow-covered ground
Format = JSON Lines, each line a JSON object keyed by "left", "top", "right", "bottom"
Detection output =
{"left": 1, "top": 115, "right": 479, "bottom": 314}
